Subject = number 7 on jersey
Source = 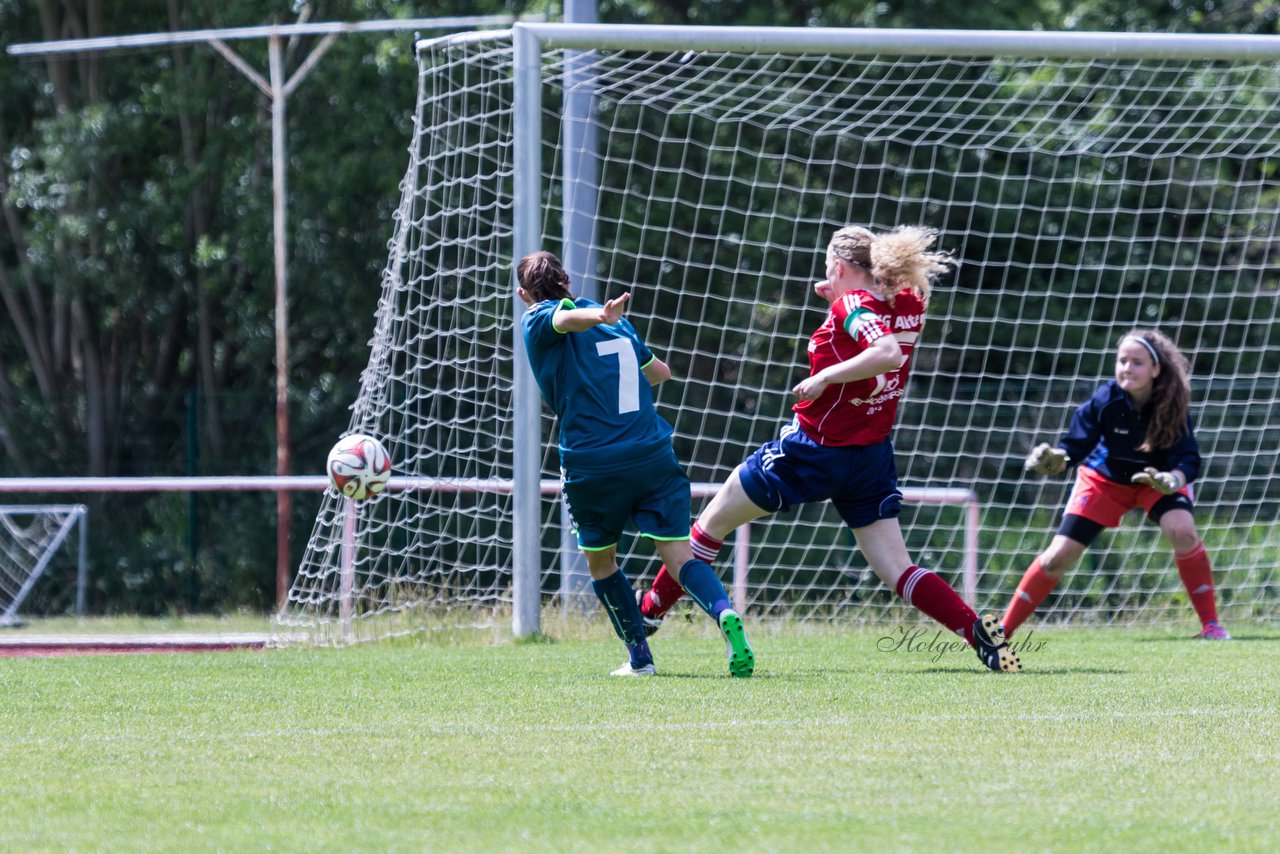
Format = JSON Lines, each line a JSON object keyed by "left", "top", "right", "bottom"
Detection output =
{"left": 595, "top": 338, "right": 640, "bottom": 414}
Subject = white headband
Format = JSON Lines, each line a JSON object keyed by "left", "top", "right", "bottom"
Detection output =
{"left": 1123, "top": 335, "right": 1160, "bottom": 366}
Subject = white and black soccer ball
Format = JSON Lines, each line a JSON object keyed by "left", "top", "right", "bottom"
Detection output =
{"left": 326, "top": 433, "right": 392, "bottom": 500}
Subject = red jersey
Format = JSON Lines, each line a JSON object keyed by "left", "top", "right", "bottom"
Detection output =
{"left": 793, "top": 288, "right": 926, "bottom": 447}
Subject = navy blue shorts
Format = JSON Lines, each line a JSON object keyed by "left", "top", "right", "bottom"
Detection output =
{"left": 738, "top": 418, "right": 902, "bottom": 529}
{"left": 561, "top": 448, "right": 692, "bottom": 550}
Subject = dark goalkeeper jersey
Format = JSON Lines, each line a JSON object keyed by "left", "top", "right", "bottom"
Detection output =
{"left": 1057, "top": 380, "right": 1201, "bottom": 485}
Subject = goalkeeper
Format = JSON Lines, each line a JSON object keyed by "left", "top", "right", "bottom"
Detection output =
{"left": 517, "top": 251, "right": 754, "bottom": 678}
{"left": 1007, "top": 329, "right": 1229, "bottom": 639}
{"left": 639, "top": 225, "right": 1022, "bottom": 672}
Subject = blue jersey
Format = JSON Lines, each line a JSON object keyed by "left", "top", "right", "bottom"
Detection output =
{"left": 1058, "top": 380, "right": 1201, "bottom": 485}
{"left": 520, "top": 297, "right": 675, "bottom": 474}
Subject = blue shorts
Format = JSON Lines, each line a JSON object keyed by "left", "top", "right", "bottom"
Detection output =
{"left": 738, "top": 419, "right": 902, "bottom": 529}
{"left": 561, "top": 448, "right": 692, "bottom": 550}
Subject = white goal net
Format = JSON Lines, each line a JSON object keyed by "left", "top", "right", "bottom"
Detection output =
{"left": 0, "top": 504, "right": 88, "bottom": 625}
{"left": 278, "top": 25, "right": 1280, "bottom": 644}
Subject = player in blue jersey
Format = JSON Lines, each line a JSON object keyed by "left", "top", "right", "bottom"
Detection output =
{"left": 1008, "top": 328, "right": 1229, "bottom": 639}
{"left": 517, "top": 250, "right": 754, "bottom": 677}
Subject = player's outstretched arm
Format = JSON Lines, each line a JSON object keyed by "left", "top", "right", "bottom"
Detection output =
{"left": 552, "top": 292, "right": 631, "bottom": 332}
{"left": 1130, "top": 466, "right": 1185, "bottom": 495}
{"left": 600, "top": 292, "right": 631, "bottom": 324}
{"left": 1025, "top": 442, "right": 1069, "bottom": 476}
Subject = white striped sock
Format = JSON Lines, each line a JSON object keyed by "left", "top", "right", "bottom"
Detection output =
{"left": 899, "top": 566, "right": 927, "bottom": 604}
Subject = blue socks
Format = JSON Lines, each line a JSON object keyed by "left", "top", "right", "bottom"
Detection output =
{"left": 591, "top": 561, "right": 730, "bottom": 668}
{"left": 591, "top": 569, "right": 653, "bottom": 668}
{"left": 676, "top": 559, "right": 732, "bottom": 621}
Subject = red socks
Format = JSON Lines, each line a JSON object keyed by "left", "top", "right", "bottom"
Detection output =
{"left": 1001, "top": 545, "right": 1217, "bottom": 635}
{"left": 688, "top": 522, "right": 723, "bottom": 564}
{"left": 1175, "top": 541, "right": 1219, "bottom": 627}
{"left": 895, "top": 566, "right": 978, "bottom": 644}
{"left": 645, "top": 531, "right": 1218, "bottom": 637}
{"left": 640, "top": 523, "right": 724, "bottom": 618}
{"left": 641, "top": 565, "right": 686, "bottom": 617}
{"left": 1001, "top": 558, "right": 1059, "bottom": 636}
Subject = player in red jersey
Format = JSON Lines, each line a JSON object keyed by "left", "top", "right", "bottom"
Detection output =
{"left": 640, "top": 225, "right": 1022, "bottom": 672}
{"left": 1006, "top": 329, "right": 1230, "bottom": 639}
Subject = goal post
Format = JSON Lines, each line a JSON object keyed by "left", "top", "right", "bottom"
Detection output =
{"left": 0, "top": 504, "right": 89, "bottom": 625}
{"left": 277, "top": 24, "right": 1280, "bottom": 645}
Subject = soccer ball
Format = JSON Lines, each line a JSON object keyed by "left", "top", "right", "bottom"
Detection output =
{"left": 326, "top": 433, "right": 392, "bottom": 500}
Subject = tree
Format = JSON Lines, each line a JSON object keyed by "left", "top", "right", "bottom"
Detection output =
{"left": 0, "top": 0, "right": 438, "bottom": 611}
{"left": 2, "top": 0, "right": 1276, "bottom": 613}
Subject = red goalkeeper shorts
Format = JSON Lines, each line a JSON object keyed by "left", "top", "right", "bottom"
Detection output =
{"left": 1065, "top": 464, "right": 1193, "bottom": 528}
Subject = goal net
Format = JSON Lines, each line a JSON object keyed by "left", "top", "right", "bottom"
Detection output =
{"left": 0, "top": 505, "right": 88, "bottom": 625}
{"left": 277, "top": 25, "right": 1280, "bottom": 644}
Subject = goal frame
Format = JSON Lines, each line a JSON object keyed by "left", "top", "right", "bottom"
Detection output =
{"left": 0, "top": 504, "right": 89, "bottom": 625}
{"left": 500, "top": 23, "right": 1280, "bottom": 638}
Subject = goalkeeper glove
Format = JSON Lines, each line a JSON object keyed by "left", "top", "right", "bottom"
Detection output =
{"left": 1024, "top": 443, "right": 1069, "bottom": 476}
{"left": 1130, "top": 467, "right": 1184, "bottom": 495}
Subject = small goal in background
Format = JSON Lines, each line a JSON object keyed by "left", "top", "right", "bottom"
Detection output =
{"left": 0, "top": 504, "right": 88, "bottom": 626}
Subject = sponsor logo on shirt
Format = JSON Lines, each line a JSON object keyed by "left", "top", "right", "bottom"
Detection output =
{"left": 848, "top": 387, "right": 904, "bottom": 407}
{"left": 894, "top": 313, "right": 923, "bottom": 329}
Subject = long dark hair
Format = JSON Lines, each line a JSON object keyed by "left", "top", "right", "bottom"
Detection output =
{"left": 517, "top": 251, "right": 572, "bottom": 303}
{"left": 1122, "top": 328, "right": 1191, "bottom": 451}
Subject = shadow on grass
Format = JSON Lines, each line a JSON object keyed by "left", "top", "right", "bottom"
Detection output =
{"left": 640, "top": 663, "right": 1129, "bottom": 678}
{"left": 1129, "top": 635, "right": 1272, "bottom": 643}
{"left": 913, "top": 665, "right": 1128, "bottom": 676}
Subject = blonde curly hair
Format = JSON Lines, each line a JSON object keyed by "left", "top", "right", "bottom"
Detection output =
{"left": 828, "top": 224, "right": 954, "bottom": 301}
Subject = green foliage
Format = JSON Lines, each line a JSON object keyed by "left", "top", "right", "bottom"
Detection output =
{"left": 2, "top": 2, "right": 430, "bottom": 612}
{"left": 4, "top": 1, "right": 1280, "bottom": 615}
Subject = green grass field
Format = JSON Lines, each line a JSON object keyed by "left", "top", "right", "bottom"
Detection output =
{"left": 2, "top": 619, "right": 1278, "bottom": 852}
